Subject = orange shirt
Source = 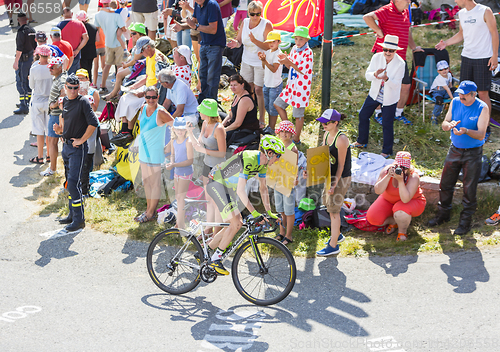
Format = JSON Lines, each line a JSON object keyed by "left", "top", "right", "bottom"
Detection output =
{"left": 95, "top": 28, "right": 105, "bottom": 49}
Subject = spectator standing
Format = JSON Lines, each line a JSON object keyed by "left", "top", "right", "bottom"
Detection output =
{"left": 35, "top": 31, "right": 67, "bottom": 63}
{"left": 79, "top": 0, "right": 91, "bottom": 12}
{"left": 41, "top": 57, "right": 67, "bottom": 177}
{"left": 173, "top": 0, "right": 226, "bottom": 103}
{"left": 228, "top": 1, "right": 273, "bottom": 127}
{"left": 13, "top": 12, "right": 36, "bottom": 115}
{"left": 58, "top": 8, "right": 89, "bottom": 74}
{"left": 427, "top": 81, "right": 489, "bottom": 235}
{"left": 94, "top": 0, "right": 127, "bottom": 93}
{"left": 52, "top": 74, "right": 99, "bottom": 232}
{"left": 364, "top": 0, "right": 423, "bottom": 125}
{"left": 217, "top": 0, "right": 233, "bottom": 27}
{"left": 93, "top": 27, "right": 106, "bottom": 88}
{"left": 233, "top": 0, "right": 248, "bottom": 32}
{"left": 5, "top": 0, "right": 22, "bottom": 27}
{"left": 50, "top": 27, "right": 74, "bottom": 72}
{"left": 435, "top": 0, "right": 499, "bottom": 119}
{"left": 131, "top": 0, "right": 159, "bottom": 40}
{"left": 76, "top": 11, "right": 98, "bottom": 84}
{"left": 29, "top": 45, "right": 53, "bottom": 164}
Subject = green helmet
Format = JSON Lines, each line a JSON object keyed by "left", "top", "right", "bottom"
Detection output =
{"left": 260, "top": 135, "right": 285, "bottom": 155}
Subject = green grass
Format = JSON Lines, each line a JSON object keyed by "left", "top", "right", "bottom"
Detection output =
{"left": 30, "top": 19, "right": 500, "bottom": 257}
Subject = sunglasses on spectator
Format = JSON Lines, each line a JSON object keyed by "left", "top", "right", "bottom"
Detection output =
{"left": 131, "top": 32, "right": 138, "bottom": 35}
{"left": 383, "top": 48, "right": 396, "bottom": 53}
{"left": 66, "top": 85, "right": 79, "bottom": 90}
{"left": 249, "top": 12, "right": 261, "bottom": 16}
{"left": 438, "top": 68, "right": 448, "bottom": 71}
{"left": 145, "top": 95, "right": 158, "bottom": 99}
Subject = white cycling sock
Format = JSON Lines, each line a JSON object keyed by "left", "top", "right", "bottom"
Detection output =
{"left": 396, "top": 108, "right": 404, "bottom": 117}
{"left": 211, "top": 248, "right": 224, "bottom": 261}
{"left": 375, "top": 109, "right": 382, "bottom": 116}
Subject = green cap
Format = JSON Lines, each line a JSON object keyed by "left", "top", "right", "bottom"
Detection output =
{"left": 298, "top": 198, "right": 316, "bottom": 211}
{"left": 128, "top": 22, "right": 147, "bottom": 35}
{"left": 292, "top": 26, "right": 310, "bottom": 40}
{"left": 197, "top": 98, "right": 219, "bottom": 117}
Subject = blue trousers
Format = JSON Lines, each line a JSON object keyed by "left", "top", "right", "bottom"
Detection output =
{"left": 431, "top": 89, "right": 458, "bottom": 117}
{"left": 198, "top": 45, "right": 224, "bottom": 102}
{"left": 357, "top": 95, "right": 396, "bottom": 155}
{"left": 62, "top": 141, "right": 88, "bottom": 223}
{"left": 16, "top": 55, "right": 33, "bottom": 98}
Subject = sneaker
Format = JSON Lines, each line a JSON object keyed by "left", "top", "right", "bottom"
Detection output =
{"left": 395, "top": 114, "right": 413, "bottom": 125}
{"left": 99, "top": 87, "right": 109, "bottom": 94}
{"left": 316, "top": 243, "right": 340, "bottom": 256}
{"left": 485, "top": 212, "right": 500, "bottom": 226}
{"left": 208, "top": 259, "right": 229, "bottom": 275}
{"left": 431, "top": 116, "right": 438, "bottom": 125}
{"left": 326, "top": 234, "right": 345, "bottom": 246}
{"left": 374, "top": 113, "right": 383, "bottom": 125}
{"left": 40, "top": 168, "right": 56, "bottom": 176}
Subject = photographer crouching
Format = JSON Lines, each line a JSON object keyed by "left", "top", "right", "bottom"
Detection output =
{"left": 53, "top": 74, "right": 99, "bottom": 232}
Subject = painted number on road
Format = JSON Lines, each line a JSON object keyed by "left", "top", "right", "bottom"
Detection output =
{"left": 0, "top": 306, "right": 42, "bottom": 323}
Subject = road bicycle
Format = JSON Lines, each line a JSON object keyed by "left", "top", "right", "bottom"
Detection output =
{"left": 146, "top": 213, "right": 297, "bottom": 306}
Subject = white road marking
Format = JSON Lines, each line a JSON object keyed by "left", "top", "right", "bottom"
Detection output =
{"left": 0, "top": 306, "right": 42, "bottom": 323}
{"left": 366, "top": 336, "right": 406, "bottom": 352}
{"left": 0, "top": 53, "right": 15, "bottom": 60}
{"left": 39, "top": 228, "right": 83, "bottom": 239}
{"left": 0, "top": 38, "right": 15, "bottom": 43}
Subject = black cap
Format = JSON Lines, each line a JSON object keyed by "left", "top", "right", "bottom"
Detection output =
{"left": 18, "top": 12, "right": 27, "bottom": 18}
{"left": 66, "top": 74, "right": 80, "bottom": 85}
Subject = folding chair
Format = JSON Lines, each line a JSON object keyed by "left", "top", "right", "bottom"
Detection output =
{"left": 409, "top": 48, "right": 458, "bottom": 123}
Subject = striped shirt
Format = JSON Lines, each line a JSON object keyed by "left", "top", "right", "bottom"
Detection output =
{"left": 372, "top": 1, "right": 410, "bottom": 61}
{"left": 48, "top": 72, "right": 67, "bottom": 116}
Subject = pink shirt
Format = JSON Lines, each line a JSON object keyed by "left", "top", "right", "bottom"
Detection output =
{"left": 59, "top": 20, "right": 88, "bottom": 50}
{"left": 217, "top": 0, "right": 232, "bottom": 19}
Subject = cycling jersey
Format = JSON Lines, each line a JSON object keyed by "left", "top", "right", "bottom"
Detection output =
{"left": 210, "top": 150, "right": 268, "bottom": 190}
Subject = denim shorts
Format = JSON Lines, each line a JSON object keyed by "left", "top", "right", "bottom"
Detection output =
{"left": 264, "top": 82, "right": 283, "bottom": 117}
{"left": 47, "top": 114, "right": 60, "bottom": 138}
{"left": 274, "top": 188, "right": 296, "bottom": 216}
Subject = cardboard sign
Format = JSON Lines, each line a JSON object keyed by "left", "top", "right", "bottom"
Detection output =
{"left": 115, "top": 122, "right": 141, "bottom": 182}
{"left": 266, "top": 148, "right": 298, "bottom": 197}
{"left": 306, "top": 145, "right": 330, "bottom": 189}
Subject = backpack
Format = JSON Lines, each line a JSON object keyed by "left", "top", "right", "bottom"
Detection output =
{"left": 312, "top": 206, "right": 331, "bottom": 228}
{"left": 345, "top": 210, "right": 386, "bottom": 232}
{"left": 489, "top": 150, "right": 500, "bottom": 179}
{"left": 301, "top": 210, "right": 315, "bottom": 229}
{"left": 99, "top": 101, "right": 116, "bottom": 123}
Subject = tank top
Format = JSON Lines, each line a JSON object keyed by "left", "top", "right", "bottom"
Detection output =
{"left": 241, "top": 18, "right": 270, "bottom": 66}
{"left": 173, "top": 138, "right": 193, "bottom": 176}
{"left": 138, "top": 106, "right": 167, "bottom": 165}
{"left": 200, "top": 122, "right": 225, "bottom": 167}
{"left": 382, "top": 174, "right": 426, "bottom": 204}
{"left": 450, "top": 97, "right": 486, "bottom": 149}
{"left": 325, "top": 131, "right": 351, "bottom": 179}
{"left": 459, "top": 4, "right": 492, "bottom": 59}
{"left": 230, "top": 94, "right": 260, "bottom": 131}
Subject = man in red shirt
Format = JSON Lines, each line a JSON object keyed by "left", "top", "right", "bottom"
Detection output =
{"left": 57, "top": 8, "right": 89, "bottom": 74}
{"left": 364, "top": 0, "right": 423, "bottom": 126}
{"left": 50, "top": 27, "right": 74, "bottom": 72}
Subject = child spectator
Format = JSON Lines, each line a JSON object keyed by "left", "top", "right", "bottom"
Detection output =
{"left": 273, "top": 26, "right": 313, "bottom": 144}
{"left": 430, "top": 60, "right": 455, "bottom": 124}
{"left": 165, "top": 117, "right": 194, "bottom": 229}
{"left": 273, "top": 121, "right": 299, "bottom": 246}
{"left": 258, "top": 31, "right": 283, "bottom": 130}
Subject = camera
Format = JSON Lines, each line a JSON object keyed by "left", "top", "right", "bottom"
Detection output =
{"left": 395, "top": 167, "right": 402, "bottom": 175}
{"left": 171, "top": 0, "right": 183, "bottom": 22}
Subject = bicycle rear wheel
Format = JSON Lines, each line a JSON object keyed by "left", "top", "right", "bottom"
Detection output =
{"left": 146, "top": 228, "right": 202, "bottom": 295}
{"left": 232, "top": 237, "right": 296, "bottom": 306}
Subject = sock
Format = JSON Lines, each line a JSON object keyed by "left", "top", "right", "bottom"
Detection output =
{"left": 395, "top": 108, "right": 403, "bottom": 117}
{"left": 375, "top": 109, "right": 381, "bottom": 116}
{"left": 211, "top": 248, "right": 224, "bottom": 261}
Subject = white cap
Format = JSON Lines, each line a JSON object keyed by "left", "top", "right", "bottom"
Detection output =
{"left": 176, "top": 45, "right": 192, "bottom": 65}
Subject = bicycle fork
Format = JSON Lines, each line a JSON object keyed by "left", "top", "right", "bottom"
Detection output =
{"left": 249, "top": 236, "right": 267, "bottom": 275}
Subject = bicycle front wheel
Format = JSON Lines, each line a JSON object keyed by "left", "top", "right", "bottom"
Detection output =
{"left": 232, "top": 237, "right": 296, "bottom": 306}
{"left": 146, "top": 228, "right": 202, "bottom": 295}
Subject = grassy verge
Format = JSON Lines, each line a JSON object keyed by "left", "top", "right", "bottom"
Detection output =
{"left": 32, "top": 19, "right": 500, "bottom": 257}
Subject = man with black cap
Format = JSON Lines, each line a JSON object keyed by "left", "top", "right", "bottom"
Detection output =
{"left": 53, "top": 74, "right": 99, "bottom": 232}
{"left": 428, "top": 80, "right": 489, "bottom": 235}
{"left": 13, "top": 12, "right": 36, "bottom": 115}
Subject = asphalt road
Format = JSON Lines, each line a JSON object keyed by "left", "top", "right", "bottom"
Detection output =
{"left": 1, "top": 3, "right": 500, "bottom": 352}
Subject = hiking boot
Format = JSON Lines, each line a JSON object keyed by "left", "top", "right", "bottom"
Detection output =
{"left": 65, "top": 221, "right": 85, "bottom": 232}
{"left": 454, "top": 223, "right": 471, "bottom": 236}
{"left": 208, "top": 259, "right": 229, "bottom": 275}
{"left": 316, "top": 243, "right": 340, "bottom": 257}
{"left": 485, "top": 212, "right": 500, "bottom": 226}
{"left": 59, "top": 214, "right": 73, "bottom": 225}
{"left": 428, "top": 214, "right": 450, "bottom": 227}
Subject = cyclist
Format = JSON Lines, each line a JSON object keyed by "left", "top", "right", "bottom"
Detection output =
{"left": 206, "top": 135, "right": 285, "bottom": 275}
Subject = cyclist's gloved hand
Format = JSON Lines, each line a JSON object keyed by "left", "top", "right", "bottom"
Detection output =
{"left": 267, "top": 210, "right": 278, "bottom": 219}
{"left": 251, "top": 210, "right": 262, "bottom": 219}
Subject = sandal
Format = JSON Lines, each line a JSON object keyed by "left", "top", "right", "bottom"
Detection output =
{"left": 386, "top": 224, "right": 398, "bottom": 235}
{"left": 275, "top": 234, "right": 285, "bottom": 241}
{"left": 396, "top": 233, "right": 408, "bottom": 242}
{"left": 29, "top": 156, "right": 44, "bottom": 164}
{"left": 135, "top": 212, "right": 156, "bottom": 223}
{"left": 282, "top": 237, "right": 293, "bottom": 245}
{"left": 351, "top": 142, "right": 367, "bottom": 149}
{"left": 46, "top": 156, "right": 50, "bottom": 163}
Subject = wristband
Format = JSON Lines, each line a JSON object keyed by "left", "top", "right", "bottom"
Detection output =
{"left": 251, "top": 210, "right": 260, "bottom": 218}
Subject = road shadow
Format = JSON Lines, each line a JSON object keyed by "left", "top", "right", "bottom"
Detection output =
{"left": 0, "top": 113, "right": 25, "bottom": 130}
{"left": 440, "top": 235, "right": 489, "bottom": 293}
{"left": 35, "top": 228, "right": 83, "bottom": 267}
{"left": 121, "top": 236, "right": 148, "bottom": 264}
{"left": 142, "top": 294, "right": 293, "bottom": 351}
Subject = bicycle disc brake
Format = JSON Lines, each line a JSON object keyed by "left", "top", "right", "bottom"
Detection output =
{"left": 200, "top": 263, "right": 217, "bottom": 283}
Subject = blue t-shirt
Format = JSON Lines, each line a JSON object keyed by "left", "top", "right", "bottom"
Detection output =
{"left": 94, "top": 10, "right": 126, "bottom": 49}
{"left": 193, "top": 0, "right": 226, "bottom": 47}
{"left": 450, "top": 97, "right": 486, "bottom": 149}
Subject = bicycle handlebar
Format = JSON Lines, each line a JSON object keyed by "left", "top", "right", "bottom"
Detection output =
{"left": 244, "top": 214, "right": 282, "bottom": 234}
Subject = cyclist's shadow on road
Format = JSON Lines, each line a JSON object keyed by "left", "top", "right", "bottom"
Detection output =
{"left": 35, "top": 229, "right": 81, "bottom": 267}
{"left": 278, "top": 258, "right": 370, "bottom": 336}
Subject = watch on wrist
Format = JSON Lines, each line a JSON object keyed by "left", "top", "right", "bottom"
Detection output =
{"left": 195, "top": 23, "right": 199, "bottom": 30}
